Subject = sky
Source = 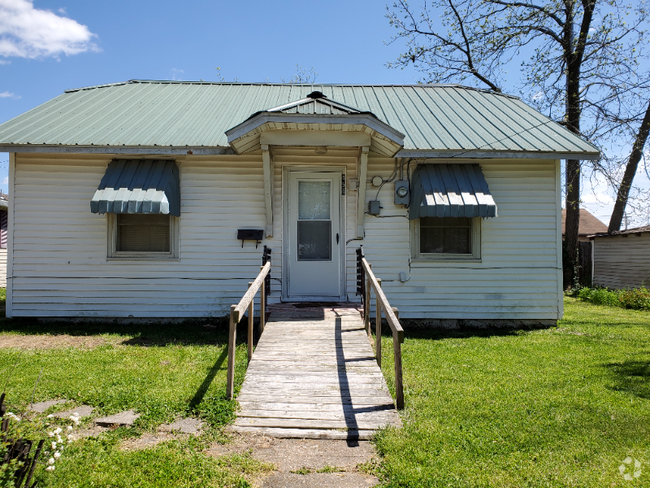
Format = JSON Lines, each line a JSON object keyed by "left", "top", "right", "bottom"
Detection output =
{"left": 0, "top": 0, "right": 645, "bottom": 227}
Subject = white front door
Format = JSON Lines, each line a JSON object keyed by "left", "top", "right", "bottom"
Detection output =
{"left": 285, "top": 170, "right": 343, "bottom": 300}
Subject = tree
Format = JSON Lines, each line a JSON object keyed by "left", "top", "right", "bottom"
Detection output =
{"left": 608, "top": 99, "right": 650, "bottom": 232}
{"left": 387, "top": 0, "right": 648, "bottom": 287}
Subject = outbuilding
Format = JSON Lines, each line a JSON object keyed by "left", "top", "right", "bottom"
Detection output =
{"left": 0, "top": 81, "right": 599, "bottom": 323}
{"left": 590, "top": 226, "right": 650, "bottom": 290}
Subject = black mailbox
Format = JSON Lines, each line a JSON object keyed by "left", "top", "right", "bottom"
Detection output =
{"left": 237, "top": 228, "right": 264, "bottom": 248}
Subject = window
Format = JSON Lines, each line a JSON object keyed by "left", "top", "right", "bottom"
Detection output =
{"left": 413, "top": 217, "right": 481, "bottom": 261}
{"left": 108, "top": 214, "right": 178, "bottom": 259}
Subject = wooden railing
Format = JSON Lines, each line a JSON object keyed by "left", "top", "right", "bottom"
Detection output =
{"left": 226, "top": 261, "right": 271, "bottom": 400}
{"left": 358, "top": 248, "right": 405, "bottom": 409}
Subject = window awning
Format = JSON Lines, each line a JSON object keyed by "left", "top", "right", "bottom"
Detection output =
{"left": 90, "top": 159, "right": 180, "bottom": 216}
{"left": 409, "top": 164, "right": 497, "bottom": 219}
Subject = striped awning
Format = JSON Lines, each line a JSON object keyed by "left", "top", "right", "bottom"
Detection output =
{"left": 90, "top": 159, "right": 180, "bottom": 216}
{"left": 409, "top": 164, "right": 497, "bottom": 219}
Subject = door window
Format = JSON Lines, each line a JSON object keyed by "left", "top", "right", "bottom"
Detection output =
{"left": 297, "top": 181, "right": 331, "bottom": 261}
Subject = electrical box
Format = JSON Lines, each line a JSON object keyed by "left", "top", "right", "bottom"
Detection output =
{"left": 368, "top": 200, "right": 381, "bottom": 216}
{"left": 394, "top": 179, "right": 410, "bottom": 205}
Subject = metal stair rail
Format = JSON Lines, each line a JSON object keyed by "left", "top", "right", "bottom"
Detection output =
{"left": 226, "top": 259, "right": 272, "bottom": 400}
{"left": 357, "top": 246, "right": 405, "bottom": 409}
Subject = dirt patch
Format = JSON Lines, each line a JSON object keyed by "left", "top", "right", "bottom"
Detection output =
{"left": 120, "top": 432, "right": 188, "bottom": 451}
{"left": 206, "top": 432, "right": 380, "bottom": 488}
{"left": 0, "top": 334, "right": 117, "bottom": 350}
{"left": 0, "top": 334, "right": 105, "bottom": 350}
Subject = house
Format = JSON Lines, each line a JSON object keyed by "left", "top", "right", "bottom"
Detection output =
{"left": 561, "top": 208, "right": 607, "bottom": 287}
{"left": 561, "top": 208, "right": 607, "bottom": 241}
{"left": 0, "top": 81, "right": 599, "bottom": 323}
{"left": 0, "top": 196, "right": 7, "bottom": 287}
{"left": 589, "top": 226, "right": 650, "bottom": 289}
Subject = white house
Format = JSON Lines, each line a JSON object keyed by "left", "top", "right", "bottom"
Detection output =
{"left": 0, "top": 81, "right": 599, "bottom": 323}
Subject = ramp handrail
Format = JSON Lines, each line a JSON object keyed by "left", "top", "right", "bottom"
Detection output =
{"left": 226, "top": 261, "right": 271, "bottom": 400}
{"left": 359, "top": 252, "right": 405, "bottom": 409}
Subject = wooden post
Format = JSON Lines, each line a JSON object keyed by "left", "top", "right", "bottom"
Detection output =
{"left": 226, "top": 305, "right": 239, "bottom": 400}
{"left": 260, "top": 266, "right": 266, "bottom": 335}
{"left": 247, "top": 282, "right": 254, "bottom": 362}
{"left": 364, "top": 263, "right": 371, "bottom": 336}
{"left": 392, "top": 307, "right": 404, "bottom": 409}
{"left": 375, "top": 277, "right": 382, "bottom": 367}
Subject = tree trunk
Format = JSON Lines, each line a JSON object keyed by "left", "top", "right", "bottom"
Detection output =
{"left": 608, "top": 99, "right": 650, "bottom": 232}
{"left": 564, "top": 159, "right": 581, "bottom": 288}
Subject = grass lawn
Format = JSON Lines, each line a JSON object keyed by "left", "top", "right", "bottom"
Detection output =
{"left": 0, "top": 294, "right": 648, "bottom": 487}
{"left": 375, "top": 297, "right": 650, "bottom": 487}
{"left": 0, "top": 312, "right": 269, "bottom": 487}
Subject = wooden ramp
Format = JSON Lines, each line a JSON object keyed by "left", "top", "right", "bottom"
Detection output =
{"left": 233, "top": 304, "right": 402, "bottom": 440}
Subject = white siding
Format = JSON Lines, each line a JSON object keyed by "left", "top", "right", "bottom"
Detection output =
{"left": 360, "top": 157, "right": 562, "bottom": 320}
{"left": 11, "top": 154, "right": 270, "bottom": 317}
{"left": 9, "top": 153, "right": 562, "bottom": 320}
{"left": 593, "top": 233, "right": 650, "bottom": 289}
{"left": 0, "top": 248, "right": 6, "bottom": 287}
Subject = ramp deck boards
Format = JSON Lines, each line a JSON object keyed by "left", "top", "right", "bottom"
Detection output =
{"left": 233, "top": 304, "right": 402, "bottom": 440}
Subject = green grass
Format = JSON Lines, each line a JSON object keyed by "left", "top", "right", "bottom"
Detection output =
{"left": 2, "top": 294, "right": 649, "bottom": 486}
{"left": 0, "top": 313, "right": 269, "bottom": 487}
{"left": 374, "top": 298, "right": 650, "bottom": 487}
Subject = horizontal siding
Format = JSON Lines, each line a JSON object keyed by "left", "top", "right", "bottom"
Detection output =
{"left": 0, "top": 248, "right": 6, "bottom": 287}
{"left": 360, "top": 158, "right": 561, "bottom": 319}
{"left": 593, "top": 234, "right": 650, "bottom": 289}
{"left": 11, "top": 154, "right": 271, "bottom": 317}
{"left": 10, "top": 153, "right": 561, "bottom": 320}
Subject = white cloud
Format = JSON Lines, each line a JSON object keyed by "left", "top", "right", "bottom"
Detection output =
{"left": 170, "top": 68, "right": 184, "bottom": 81}
{"left": 0, "top": 91, "right": 19, "bottom": 99}
{"left": 0, "top": 0, "right": 98, "bottom": 59}
{"left": 1, "top": 177, "right": 7, "bottom": 185}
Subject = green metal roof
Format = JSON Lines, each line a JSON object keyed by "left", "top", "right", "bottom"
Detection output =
{"left": 0, "top": 80, "right": 600, "bottom": 159}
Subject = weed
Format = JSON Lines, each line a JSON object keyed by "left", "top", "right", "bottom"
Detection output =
{"left": 290, "top": 467, "right": 312, "bottom": 475}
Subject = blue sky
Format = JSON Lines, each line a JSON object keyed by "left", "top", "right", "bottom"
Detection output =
{"left": 0, "top": 0, "right": 643, "bottom": 225}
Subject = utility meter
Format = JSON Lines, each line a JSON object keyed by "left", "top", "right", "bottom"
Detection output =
{"left": 394, "top": 180, "right": 410, "bottom": 205}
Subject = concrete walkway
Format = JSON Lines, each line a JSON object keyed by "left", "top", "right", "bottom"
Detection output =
{"left": 233, "top": 304, "right": 401, "bottom": 440}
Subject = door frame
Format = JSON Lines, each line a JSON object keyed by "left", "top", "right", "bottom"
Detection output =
{"left": 282, "top": 165, "right": 346, "bottom": 301}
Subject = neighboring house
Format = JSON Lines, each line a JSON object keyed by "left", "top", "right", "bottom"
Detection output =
{"left": 0, "top": 81, "right": 599, "bottom": 323}
{"left": 561, "top": 208, "right": 607, "bottom": 242}
{"left": 561, "top": 208, "right": 607, "bottom": 287}
{"left": 0, "top": 197, "right": 7, "bottom": 287}
{"left": 590, "top": 226, "right": 650, "bottom": 289}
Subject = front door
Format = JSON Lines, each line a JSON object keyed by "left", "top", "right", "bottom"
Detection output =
{"left": 285, "top": 170, "right": 343, "bottom": 300}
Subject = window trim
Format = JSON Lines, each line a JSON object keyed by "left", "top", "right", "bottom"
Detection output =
{"left": 107, "top": 213, "right": 179, "bottom": 261}
{"left": 411, "top": 216, "right": 481, "bottom": 262}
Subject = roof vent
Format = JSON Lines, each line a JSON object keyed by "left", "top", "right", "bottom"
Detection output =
{"left": 306, "top": 91, "right": 327, "bottom": 99}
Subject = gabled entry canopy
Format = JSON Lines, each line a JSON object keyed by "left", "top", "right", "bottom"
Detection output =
{"left": 91, "top": 159, "right": 181, "bottom": 216}
{"left": 409, "top": 164, "right": 497, "bottom": 219}
{"left": 226, "top": 91, "right": 405, "bottom": 156}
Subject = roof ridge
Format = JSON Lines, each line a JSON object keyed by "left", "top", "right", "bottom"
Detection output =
{"left": 61, "top": 79, "right": 520, "bottom": 100}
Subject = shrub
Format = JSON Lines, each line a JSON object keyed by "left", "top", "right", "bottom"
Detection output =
{"left": 618, "top": 286, "right": 650, "bottom": 311}
{"left": 577, "top": 286, "right": 650, "bottom": 311}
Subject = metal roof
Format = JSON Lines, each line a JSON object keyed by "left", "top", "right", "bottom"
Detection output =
{"left": 90, "top": 159, "right": 181, "bottom": 216}
{"left": 409, "top": 164, "right": 497, "bottom": 219}
{"left": 0, "top": 80, "right": 600, "bottom": 159}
